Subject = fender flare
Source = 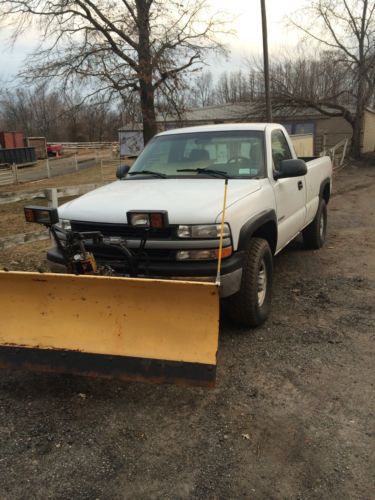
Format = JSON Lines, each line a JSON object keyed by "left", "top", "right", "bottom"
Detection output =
{"left": 237, "top": 209, "right": 277, "bottom": 253}
{"left": 319, "top": 177, "right": 331, "bottom": 203}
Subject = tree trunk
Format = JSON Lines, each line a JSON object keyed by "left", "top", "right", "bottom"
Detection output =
{"left": 351, "top": 110, "right": 363, "bottom": 159}
{"left": 351, "top": 64, "right": 366, "bottom": 159}
{"left": 139, "top": 77, "right": 157, "bottom": 145}
{"left": 351, "top": 24, "right": 367, "bottom": 160}
{"left": 136, "top": 0, "right": 158, "bottom": 145}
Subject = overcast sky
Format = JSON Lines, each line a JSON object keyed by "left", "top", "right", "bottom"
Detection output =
{"left": 0, "top": 0, "right": 305, "bottom": 82}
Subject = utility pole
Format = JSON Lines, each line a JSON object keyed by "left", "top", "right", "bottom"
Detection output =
{"left": 260, "top": 0, "right": 272, "bottom": 122}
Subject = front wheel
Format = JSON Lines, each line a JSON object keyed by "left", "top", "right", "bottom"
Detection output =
{"left": 224, "top": 238, "right": 273, "bottom": 327}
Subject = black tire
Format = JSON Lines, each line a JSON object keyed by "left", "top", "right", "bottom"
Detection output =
{"left": 224, "top": 238, "right": 273, "bottom": 327}
{"left": 302, "top": 198, "right": 327, "bottom": 249}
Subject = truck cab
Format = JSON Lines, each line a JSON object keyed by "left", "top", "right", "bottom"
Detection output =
{"left": 49, "top": 123, "right": 332, "bottom": 326}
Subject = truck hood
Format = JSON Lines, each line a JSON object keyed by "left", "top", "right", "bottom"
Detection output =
{"left": 58, "top": 178, "right": 261, "bottom": 224}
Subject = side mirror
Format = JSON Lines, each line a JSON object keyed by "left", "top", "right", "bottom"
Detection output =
{"left": 274, "top": 159, "right": 307, "bottom": 180}
{"left": 116, "top": 164, "right": 131, "bottom": 179}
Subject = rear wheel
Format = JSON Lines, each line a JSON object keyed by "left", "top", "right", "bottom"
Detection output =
{"left": 303, "top": 198, "right": 327, "bottom": 249}
{"left": 225, "top": 237, "right": 273, "bottom": 327}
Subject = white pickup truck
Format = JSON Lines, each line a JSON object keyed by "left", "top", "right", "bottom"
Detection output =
{"left": 50, "top": 124, "right": 332, "bottom": 327}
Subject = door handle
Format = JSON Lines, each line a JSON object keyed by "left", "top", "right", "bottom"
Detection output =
{"left": 298, "top": 181, "right": 303, "bottom": 190}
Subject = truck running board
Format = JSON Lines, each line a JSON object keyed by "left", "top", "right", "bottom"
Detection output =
{"left": 0, "top": 271, "right": 219, "bottom": 387}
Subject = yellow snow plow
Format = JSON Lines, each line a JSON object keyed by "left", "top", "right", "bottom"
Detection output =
{"left": 0, "top": 180, "right": 229, "bottom": 386}
{"left": 0, "top": 271, "right": 219, "bottom": 386}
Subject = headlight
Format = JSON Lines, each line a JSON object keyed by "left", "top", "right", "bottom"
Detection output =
{"left": 177, "top": 223, "right": 231, "bottom": 239}
{"left": 129, "top": 213, "right": 150, "bottom": 227}
{"left": 58, "top": 218, "right": 71, "bottom": 230}
{"left": 127, "top": 211, "right": 168, "bottom": 229}
{"left": 176, "top": 246, "right": 233, "bottom": 261}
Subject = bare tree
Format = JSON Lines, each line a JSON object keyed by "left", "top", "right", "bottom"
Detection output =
{"left": 215, "top": 67, "right": 264, "bottom": 104}
{"left": 287, "top": 0, "right": 375, "bottom": 158}
{"left": 0, "top": 84, "right": 123, "bottom": 141}
{"left": 269, "top": 52, "right": 353, "bottom": 106}
{"left": 191, "top": 70, "right": 214, "bottom": 107}
{"left": 215, "top": 72, "right": 231, "bottom": 103}
{"left": 0, "top": 84, "right": 61, "bottom": 137}
{"left": 0, "top": 0, "right": 231, "bottom": 144}
{"left": 156, "top": 78, "right": 192, "bottom": 123}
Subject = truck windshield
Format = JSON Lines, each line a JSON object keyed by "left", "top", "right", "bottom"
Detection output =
{"left": 128, "top": 130, "right": 265, "bottom": 179}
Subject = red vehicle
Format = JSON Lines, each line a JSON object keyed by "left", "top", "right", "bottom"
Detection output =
{"left": 47, "top": 143, "right": 63, "bottom": 157}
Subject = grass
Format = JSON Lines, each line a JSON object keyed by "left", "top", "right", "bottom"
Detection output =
{"left": 0, "top": 165, "right": 106, "bottom": 193}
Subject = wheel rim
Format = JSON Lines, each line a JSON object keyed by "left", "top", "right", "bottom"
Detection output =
{"left": 257, "top": 259, "right": 267, "bottom": 307}
{"left": 320, "top": 211, "right": 325, "bottom": 239}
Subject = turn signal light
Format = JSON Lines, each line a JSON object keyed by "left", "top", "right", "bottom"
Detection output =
{"left": 215, "top": 246, "right": 233, "bottom": 259}
{"left": 24, "top": 206, "right": 59, "bottom": 225}
{"left": 150, "top": 213, "right": 164, "bottom": 228}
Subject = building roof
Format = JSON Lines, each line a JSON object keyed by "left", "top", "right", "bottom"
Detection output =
{"left": 157, "top": 102, "right": 348, "bottom": 124}
{"left": 157, "top": 103, "right": 375, "bottom": 124}
{"left": 118, "top": 104, "right": 375, "bottom": 131}
{"left": 158, "top": 103, "right": 250, "bottom": 123}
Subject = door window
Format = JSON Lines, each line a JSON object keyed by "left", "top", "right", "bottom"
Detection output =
{"left": 271, "top": 130, "right": 292, "bottom": 171}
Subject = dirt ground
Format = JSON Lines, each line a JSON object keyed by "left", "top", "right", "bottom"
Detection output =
{"left": 0, "top": 164, "right": 374, "bottom": 499}
{"left": 0, "top": 165, "right": 104, "bottom": 193}
{"left": 0, "top": 197, "right": 77, "bottom": 239}
{"left": 0, "top": 154, "right": 133, "bottom": 193}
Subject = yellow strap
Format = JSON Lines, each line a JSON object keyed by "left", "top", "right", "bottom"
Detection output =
{"left": 216, "top": 178, "right": 229, "bottom": 284}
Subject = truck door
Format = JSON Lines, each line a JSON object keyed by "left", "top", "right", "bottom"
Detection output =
{"left": 271, "top": 129, "right": 306, "bottom": 250}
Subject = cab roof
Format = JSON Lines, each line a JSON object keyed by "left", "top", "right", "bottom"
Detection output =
{"left": 156, "top": 123, "right": 274, "bottom": 137}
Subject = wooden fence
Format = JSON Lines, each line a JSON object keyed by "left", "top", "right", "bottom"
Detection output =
{"left": 100, "top": 159, "right": 122, "bottom": 181}
{"left": 0, "top": 151, "right": 115, "bottom": 186}
{"left": 59, "top": 142, "right": 119, "bottom": 150}
{"left": 322, "top": 138, "right": 349, "bottom": 169}
{"left": 0, "top": 164, "right": 17, "bottom": 186}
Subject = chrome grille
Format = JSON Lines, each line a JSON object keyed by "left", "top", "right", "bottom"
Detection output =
{"left": 71, "top": 221, "right": 172, "bottom": 239}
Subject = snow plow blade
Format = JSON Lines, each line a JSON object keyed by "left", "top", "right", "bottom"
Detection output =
{"left": 0, "top": 271, "right": 219, "bottom": 387}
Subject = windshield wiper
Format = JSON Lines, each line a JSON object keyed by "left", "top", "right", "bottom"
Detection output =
{"left": 177, "top": 168, "right": 230, "bottom": 179}
{"left": 128, "top": 170, "right": 167, "bottom": 178}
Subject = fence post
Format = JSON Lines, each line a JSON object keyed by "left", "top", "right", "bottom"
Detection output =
{"left": 75, "top": 153, "right": 78, "bottom": 171}
{"left": 46, "top": 157, "right": 51, "bottom": 178}
{"left": 45, "top": 188, "right": 58, "bottom": 208}
{"left": 340, "top": 139, "right": 348, "bottom": 166}
{"left": 100, "top": 159, "right": 104, "bottom": 182}
{"left": 12, "top": 163, "right": 18, "bottom": 184}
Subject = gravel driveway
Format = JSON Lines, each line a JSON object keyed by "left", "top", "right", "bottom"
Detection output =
{"left": 0, "top": 164, "right": 374, "bottom": 499}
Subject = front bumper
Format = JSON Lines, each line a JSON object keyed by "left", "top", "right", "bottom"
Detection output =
{"left": 47, "top": 247, "right": 244, "bottom": 298}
